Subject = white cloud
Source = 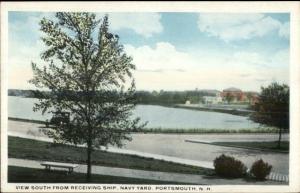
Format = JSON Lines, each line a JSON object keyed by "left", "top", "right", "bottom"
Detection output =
{"left": 227, "top": 50, "right": 289, "bottom": 88}
{"left": 8, "top": 13, "right": 57, "bottom": 89}
{"left": 230, "top": 51, "right": 270, "bottom": 67}
{"left": 97, "top": 13, "right": 163, "bottom": 38}
{"left": 124, "top": 42, "right": 196, "bottom": 71}
{"left": 124, "top": 42, "right": 289, "bottom": 91}
{"left": 8, "top": 39, "right": 46, "bottom": 89}
{"left": 270, "top": 48, "right": 289, "bottom": 68}
{"left": 279, "top": 22, "right": 290, "bottom": 39}
{"left": 8, "top": 12, "right": 163, "bottom": 89}
{"left": 198, "top": 13, "right": 289, "bottom": 42}
{"left": 8, "top": 12, "right": 289, "bottom": 91}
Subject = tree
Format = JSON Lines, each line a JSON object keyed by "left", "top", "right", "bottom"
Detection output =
{"left": 250, "top": 82, "right": 289, "bottom": 148}
{"left": 224, "top": 93, "right": 234, "bottom": 104}
{"left": 29, "top": 12, "right": 143, "bottom": 181}
{"left": 246, "top": 92, "right": 253, "bottom": 103}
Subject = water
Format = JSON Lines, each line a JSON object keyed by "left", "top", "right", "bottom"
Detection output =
{"left": 8, "top": 96, "right": 261, "bottom": 130}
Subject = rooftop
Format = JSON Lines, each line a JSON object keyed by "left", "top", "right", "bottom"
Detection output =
{"left": 223, "top": 87, "right": 242, "bottom": 92}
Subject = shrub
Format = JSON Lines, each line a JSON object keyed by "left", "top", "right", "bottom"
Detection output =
{"left": 250, "top": 159, "right": 272, "bottom": 180}
{"left": 213, "top": 154, "right": 247, "bottom": 178}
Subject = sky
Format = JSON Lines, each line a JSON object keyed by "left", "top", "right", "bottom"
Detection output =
{"left": 8, "top": 12, "right": 290, "bottom": 92}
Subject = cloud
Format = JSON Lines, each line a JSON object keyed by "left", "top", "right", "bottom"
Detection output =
{"left": 255, "top": 78, "right": 268, "bottom": 82}
{"left": 8, "top": 39, "right": 46, "bottom": 89}
{"left": 8, "top": 12, "right": 289, "bottom": 91}
{"left": 270, "top": 48, "right": 289, "bottom": 67}
{"left": 124, "top": 42, "right": 289, "bottom": 91}
{"left": 279, "top": 22, "right": 290, "bottom": 39}
{"left": 124, "top": 42, "right": 197, "bottom": 71}
{"left": 230, "top": 51, "right": 270, "bottom": 67}
{"left": 97, "top": 13, "right": 163, "bottom": 38}
{"left": 138, "top": 68, "right": 186, "bottom": 73}
{"left": 8, "top": 13, "right": 55, "bottom": 89}
{"left": 233, "top": 50, "right": 289, "bottom": 87}
{"left": 197, "top": 13, "right": 289, "bottom": 42}
{"left": 239, "top": 73, "right": 251, "bottom": 78}
{"left": 8, "top": 12, "right": 163, "bottom": 89}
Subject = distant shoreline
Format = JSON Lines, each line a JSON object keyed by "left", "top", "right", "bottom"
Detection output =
{"left": 172, "top": 104, "right": 252, "bottom": 117}
{"left": 8, "top": 117, "right": 46, "bottom": 124}
{"left": 8, "top": 117, "right": 280, "bottom": 134}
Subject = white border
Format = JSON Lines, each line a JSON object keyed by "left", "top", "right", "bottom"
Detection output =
{"left": 1, "top": 1, "right": 300, "bottom": 193}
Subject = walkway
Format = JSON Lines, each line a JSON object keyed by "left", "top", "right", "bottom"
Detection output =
{"left": 8, "top": 158, "right": 285, "bottom": 185}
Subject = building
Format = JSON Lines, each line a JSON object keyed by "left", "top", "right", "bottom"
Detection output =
{"left": 203, "top": 95, "right": 222, "bottom": 104}
{"left": 185, "top": 100, "right": 191, "bottom": 105}
{"left": 221, "top": 87, "right": 246, "bottom": 103}
{"left": 221, "top": 87, "right": 259, "bottom": 104}
{"left": 244, "top": 91, "right": 259, "bottom": 105}
{"left": 202, "top": 90, "right": 222, "bottom": 104}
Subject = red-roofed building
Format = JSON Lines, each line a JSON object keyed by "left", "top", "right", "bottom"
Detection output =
{"left": 221, "top": 87, "right": 258, "bottom": 104}
{"left": 221, "top": 87, "right": 246, "bottom": 103}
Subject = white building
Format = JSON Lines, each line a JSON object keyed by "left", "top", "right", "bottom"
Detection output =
{"left": 203, "top": 95, "right": 222, "bottom": 104}
{"left": 201, "top": 90, "right": 222, "bottom": 105}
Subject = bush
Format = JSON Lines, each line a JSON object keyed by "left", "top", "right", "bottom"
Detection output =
{"left": 213, "top": 154, "right": 247, "bottom": 178}
{"left": 250, "top": 159, "right": 272, "bottom": 180}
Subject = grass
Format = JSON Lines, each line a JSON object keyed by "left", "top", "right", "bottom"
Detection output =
{"left": 8, "top": 117, "right": 280, "bottom": 134}
{"left": 8, "top": 136, "right": 213, "bottom": 175}
{"left": 8, "top": 166, "right": 191, "bottom": 184}
{"left": 9, "top": 117, "right": 282, "bottom": 134}
{"left": 212, "top": 141, "right": 289, "bottom": 152}
{"left": 138, "top": 127, "right": 280, "bottom": 134}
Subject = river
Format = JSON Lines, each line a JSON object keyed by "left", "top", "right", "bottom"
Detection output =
{"left": 8, "top": 96, "right": 261, "bottom": 130}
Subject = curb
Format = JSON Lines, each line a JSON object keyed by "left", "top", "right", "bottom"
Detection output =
{"left": 185, "top": 139, "right": 289, "bottom": 153}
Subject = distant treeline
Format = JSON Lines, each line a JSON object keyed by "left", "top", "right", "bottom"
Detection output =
{"left": 135, "top": 90, "right": 217, "bottom": 105}
{"left": 8, "top": 89, "right": 218, "bottom": 105}
{"left": 8, "top": 89, "right": 43, "bottom": 98}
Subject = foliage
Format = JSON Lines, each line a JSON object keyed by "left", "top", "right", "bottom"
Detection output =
{"left": 8, "top": 89, "right": 37, "bottom": 98}
{"left": 9, "top": 89, "right": 220, "bottom": 105}
{"left": 224, "top": 93, "right": 234, "bottom": 103}
{"left": 29, "top": 12, "right": 144, "bottom": 181}
{"left": 250, "top": 82, "right": 289, "bottom": 130}
{"left": 250, "top": 82, "right": 289, "bottom": 148}
{"left": 135, "top": 90, "right": 210, "bottom": 105}
{"left": 250, "top": 159, "right": 272, "bottom": 180}
{"left": 213, "top": 141, "right": 289, "bottom": 152}
{"left": 213, "top": 154, "right": 247, "bottom": 178}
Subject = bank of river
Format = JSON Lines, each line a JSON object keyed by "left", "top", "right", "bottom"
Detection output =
{"left": 174, "top": 104, "right": 252, "bottom": 116}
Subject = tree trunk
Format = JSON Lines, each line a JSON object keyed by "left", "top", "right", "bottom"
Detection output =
{"left": 86, "top": 139, "right": 92, "bottom": 182}
{"left": 277, "top": 127, "right": 282, "bottom": 149}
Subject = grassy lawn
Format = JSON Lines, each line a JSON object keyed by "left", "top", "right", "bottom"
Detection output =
{"left": 8, "top": 166, "right": 190, "bottom": 184}
{"left": 8, "top": 136, "right": 212, "bottom": 175}
{"left": 213, "top": 141, "right": 289, "bottom": 152}
{"left": 139, "top": 127, "right": 279, "bottom": 134}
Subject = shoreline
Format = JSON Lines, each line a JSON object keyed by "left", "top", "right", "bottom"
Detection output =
{"left": 173, "top": 104, "right": 252, "bottom": 117}
{"left": 133, "top": 103, "right": 252, "bottom": 117}
{"left": 8, "top": 117, "right": 282, "bottom": 134}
